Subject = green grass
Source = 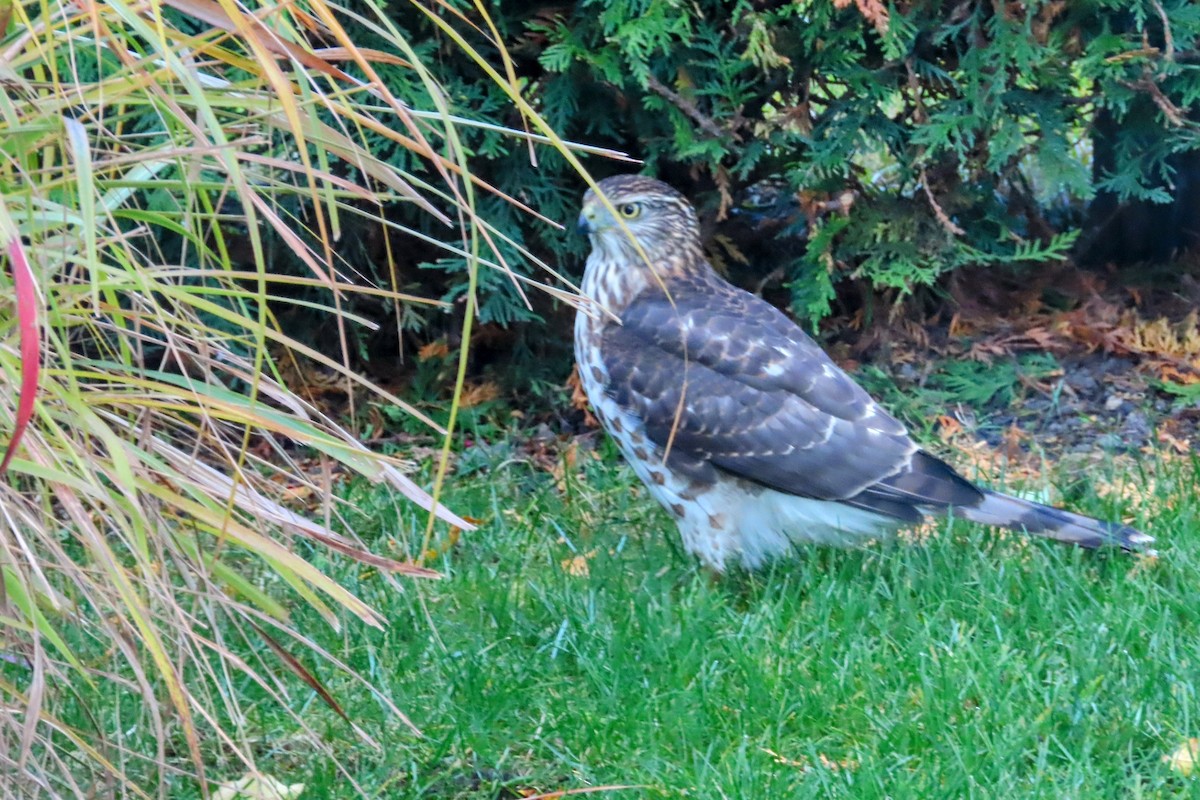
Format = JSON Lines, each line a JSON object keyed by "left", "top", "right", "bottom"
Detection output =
{"left": 187, "top": 442, "right": 1200, "bottom": 799}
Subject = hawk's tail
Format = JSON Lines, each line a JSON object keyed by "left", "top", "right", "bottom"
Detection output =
{"left": 955, "top": 490, "right": 1155, "bottom": 553}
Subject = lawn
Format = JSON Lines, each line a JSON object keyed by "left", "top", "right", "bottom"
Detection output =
{"left": 208, "top": 435, "right": 1200, "bottom": 799}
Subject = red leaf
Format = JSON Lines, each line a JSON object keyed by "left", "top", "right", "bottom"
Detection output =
{"left": 2, "top": 239, "right": 39, "bottom": 476}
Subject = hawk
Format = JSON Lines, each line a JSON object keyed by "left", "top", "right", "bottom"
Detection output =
{"left": 573, "top": 174, "right": 1154, "bottom": 572}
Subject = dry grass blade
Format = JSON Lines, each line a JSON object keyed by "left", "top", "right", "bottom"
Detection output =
{"left": 245, "top": 620, "right": 354, "bottom": 728}
{"left": 0, "top": 0, "right": 612, "bottom": 796}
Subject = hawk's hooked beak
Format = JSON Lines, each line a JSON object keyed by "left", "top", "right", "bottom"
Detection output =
{"left": 577, "top": 199, "right": 601, "bottom": 236}
{"left": 578, "top": 194, "right": 605, "bottom": 236}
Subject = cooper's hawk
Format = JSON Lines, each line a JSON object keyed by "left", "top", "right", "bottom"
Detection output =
{"left": 573, "top": 174, "right": 1154, "bottom": 572}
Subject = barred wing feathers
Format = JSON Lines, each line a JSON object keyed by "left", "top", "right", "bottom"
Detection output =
{"left": 600, "top": 279, "right": 981, "bottom": 520}
{"left": 601, "top": 277, "right": 1153, "bottom": 552}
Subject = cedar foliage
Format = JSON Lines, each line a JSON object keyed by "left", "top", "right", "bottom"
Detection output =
{"left": 358, "top": 0, "right": 1200, "bottom": 342}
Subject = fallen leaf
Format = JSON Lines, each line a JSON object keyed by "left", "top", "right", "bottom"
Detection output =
{"left": 1157, "top": 430, "right": 1192, "bottom": 455}
{"left": 936, "top": 415, "right": 963, "bottom": 440}
{"left": 279, "top": 484, "right": 315, "bottom": 503}
{"left": 567, "top": 366, "right": 598, "bottom": 427}
{"left": 1002, "top": 423, "right": 1029, "bottom": 461}
{"left": 1159, "top": 362, "right": 1200, "bottom": 385}
{"left": 213, "top": 775, "right": 304, "bottom": 800}
{"left": 560, "top": 551, "right": 595, "bottom": 577}
{"left": 1164, "top": 738, "right": 1199, "bottom": 777}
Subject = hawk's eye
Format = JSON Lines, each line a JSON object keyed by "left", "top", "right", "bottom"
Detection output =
{"left": 617, "top": 202, "right": 642, "bottom": 219}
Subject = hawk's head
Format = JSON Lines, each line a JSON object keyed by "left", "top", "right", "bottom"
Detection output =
{"left": 578, "top": 175, "right": 702, "bottom": 266}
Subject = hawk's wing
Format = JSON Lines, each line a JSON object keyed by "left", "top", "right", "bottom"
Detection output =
{"left": 601, "top": 280, "right": 983, "bottom": 521}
